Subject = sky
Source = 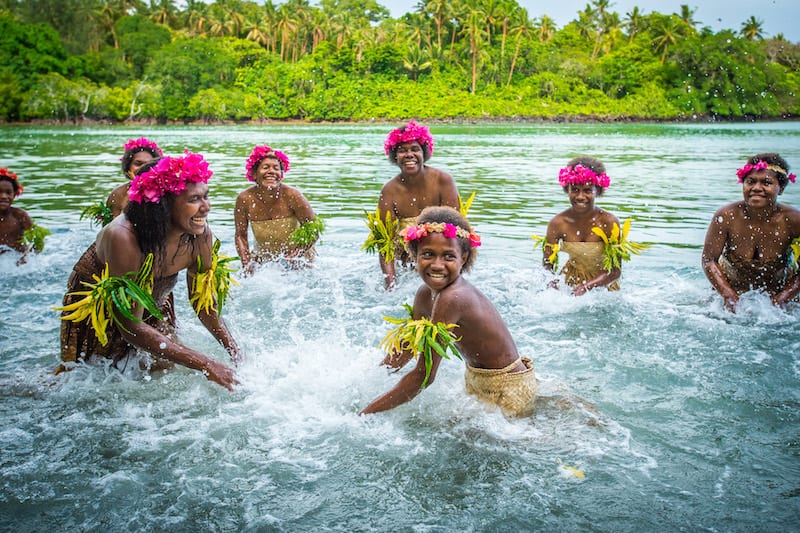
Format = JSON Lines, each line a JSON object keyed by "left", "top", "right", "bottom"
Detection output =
{"left": 378, "top": 0, "right": 800, "bottom": 43}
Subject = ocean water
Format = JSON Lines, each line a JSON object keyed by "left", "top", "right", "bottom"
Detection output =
{"left": 1, "top": 122, "right": 799, "bottom": 531}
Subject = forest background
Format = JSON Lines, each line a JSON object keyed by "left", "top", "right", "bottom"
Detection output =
{"left": 1, "top": 0, "right": 798, "bottom": 123}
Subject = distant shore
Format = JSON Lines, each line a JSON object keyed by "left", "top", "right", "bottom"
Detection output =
{"left": 2, "top": 114, "right": 798, "bottom": 128}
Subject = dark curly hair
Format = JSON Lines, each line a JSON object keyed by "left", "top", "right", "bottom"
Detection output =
{"left": 563, "top": 156, "right": 607, "bottom": 196}
{"left": 122, "top": 159, "right": 198, "bottom": 267}
{"left": 405, "top": 206, "right": 478, "bottom": 273}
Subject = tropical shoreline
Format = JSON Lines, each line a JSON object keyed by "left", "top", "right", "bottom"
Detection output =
{"left": 4, "top": 113, "right": 799, "bottom": 128}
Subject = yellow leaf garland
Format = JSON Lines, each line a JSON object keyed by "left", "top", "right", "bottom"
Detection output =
{"left": 380, "top": 303, "right": 461, "bottom": 388}
{"left": 789, "top": 237, "right": 800, "bottom": 271}
{"left": 54, "top": 253, "right": 162, "bottom": 346}
{"left": 362, "top": 206, "right": 399, "bottom": 262}
{"left": 591, "top": 219, "right": 649, "bottom": 273}
{"left": 459, "top": 191, "right": 477, "bottom": 217}
{"left": 532, "top": 233, "right": 561, "bottom": 271}
{"left": 190, "top": 239, "right": 240, "bottom": 316}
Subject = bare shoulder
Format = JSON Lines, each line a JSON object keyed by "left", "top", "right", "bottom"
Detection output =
{"left": 282, "top": 184, "right": 305, "bottom": 200}
{"left": 431, "top": 278, "right": 480, "bottom": 322}
{"left": 546, "top": 211, "right": 570, "bottom": 233}
{"left": 426, "top": 165, "right": 453, "bottom": 182}
{"left": 777, "top": 202, "right": 800, "bottom": 230}
{"left": 236, "top": 186, "right": 258, "bottom": 202}
{"left": 711, "top": 202, "right": 742, "bottom": 222}
{"left": 10, "top": 206, "right": 32, "bottom": 225}
{"left": 96, "top": 219, "right": 140, "bottom": 268}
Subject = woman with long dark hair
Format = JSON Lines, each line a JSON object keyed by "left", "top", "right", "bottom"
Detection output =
{"left": 58, "top": 152, "right": 241, "bottom": 390}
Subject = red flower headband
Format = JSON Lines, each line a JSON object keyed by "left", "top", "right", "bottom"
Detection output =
{"left": 121, "top": 137, "right": 163, "bottom": 157}
{"left": 736, "top": 160, "right": 796, "bottom": 184}
{"left": 0, "top": 167, "right": 23, "bottom": 196}
{"left": 384, "top": 120, "right": 435, "bottom": 156}
{"left": 558, "top": 164, "right": 611, "bottom": 189}
{"left": 400, "top": 221, "right": 482, "bottom": 248}
{"left": 245, "top": 145, "right": 290, "bottom": 181}
{"left": 129, "top": 151, "right": 212, "bottom": 204}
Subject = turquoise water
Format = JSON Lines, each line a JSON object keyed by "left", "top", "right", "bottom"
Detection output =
{"left": 1, "top": 122, "right": 799, "bottom": 531}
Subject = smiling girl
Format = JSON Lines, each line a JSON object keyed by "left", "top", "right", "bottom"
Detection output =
{"left": 541, "top": 157, "right": 623, "bottom": 295}
{"left": 58, "top": 152, "right": 241, "bottom": 390}
{"left": 360, "top": 206, "right": 538, "bottom": 418}
{"left": 702, "top": 153, "right": 800, "bottom": 311}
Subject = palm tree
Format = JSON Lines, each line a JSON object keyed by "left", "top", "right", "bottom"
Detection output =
{"left": 534, "top": 14, "right": 555, "bottom": 43}
{"left": 183, "top": 0, "right": 209, "bottom": 36}
{"left": 677, "top": 4, "right": 698, "bottom": 36}
{"left": 507, "top": 7, "right": 531, "bottom": 85}
{"left": 149, "top": 0, "right": 177, "bottom": 28}
{"left": 678, "top": 4, "right": 698, "bottom": 35}
{"left": 424, "top": 0, "right": 452, "bottom": 51}
{"left": 460, "top": 0, "right": 488, "bottom": 93}
{"left": 651, "top": 15, "right": 682, "bottom": 63}
{"left": 276, "top": 4, "right": 298, "bottom": 60}
{"left": 740, "top": 16, "right": 764, "bottom": 41}
{"left": 623, "top": 6, "right": 644, "bottom": 43}
{"left": 403, "top": 43, "right": 432, "bottom": 81}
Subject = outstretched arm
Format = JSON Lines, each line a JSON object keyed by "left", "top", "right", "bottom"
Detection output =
{"left": 103, "top": 227, "right": 238, "bottom": 390}
{"left": 359, "top": 354, "right": 443, "bottom": 415}
{"left": 234, "top": 195, "right": 254, "bottom": 276}
{"left": 702, "top": 210, "right": 738, "bottom": 312}
{"left": 377, "top": 195, "right": 397, "bottom": 290}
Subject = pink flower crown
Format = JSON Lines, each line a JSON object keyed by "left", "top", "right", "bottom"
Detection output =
{"left": 129, "top": 151, "right": 212, "bottom": 204}
{"left": 0, "top": 167, "right": 23, "bottom": 196}
{"left": 400, "top": 222, "right": 482, "bottom": 248}
{"left": 121, "top": 137, "right": 163, "bottom": 158}
{"left": 558, "top": 164, "right": 611, "bottom": 189}
{"left": 736, "top": 160, "right": 796, "bottom": 184}
{"left": 384, "top": 120, "right": 435, "bottom": 156}
{"left": 245, "top": 145, "right": 290, "bottom": 181}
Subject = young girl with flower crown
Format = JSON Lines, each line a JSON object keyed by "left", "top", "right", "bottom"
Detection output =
{"left": 538, "top": 157, "right": 630, "bottom": 295}
{"left": 368, "top": 121, "right": 460, "bottom": 290}
{"left": 702, "top": 153, "right": 800, "bottom": 312}
{"left": 82, "top": 138, "right": 164, "bottom": 226}
{"left": 0, "top": 167, "right": 35, "bottom": 256}
{"left": 108, "top": 138, "right": 164, "bottom": 218}
{"left": 57, "top": 152, "right": 241, "bottom": 390}
{"left": 360, "top": 206, "right": 538, "bottom": 418}
{"left": 234, "top": 145, "right": 321, "bottom": 274}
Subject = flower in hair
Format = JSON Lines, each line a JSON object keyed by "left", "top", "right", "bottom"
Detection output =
{"left": 128, "top": 151, "right": 212, "bottom": 204}
{"left": 558, "top": 164, "right": 611, "bottom": 189}
{"left": 245, "top": 145, "right": 290, "bottom": 181}
{"left": 736, "top": 160, "right": 796, "bottom": 184}
{"left": 384, "top": 120, "right": 435, "bottom": 156}
{"left": 122, "top": 137, "right": 163, "bottom": 157}
{"left": 400, "top": 222, "right": 481, "bottom": 248}
{"left": 0, "top": 167, "right": 23, "bottom": 196}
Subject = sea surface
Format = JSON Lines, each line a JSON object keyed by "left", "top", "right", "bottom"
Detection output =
{"left": 1, "top": 122, "right": 799, "bottom": 531}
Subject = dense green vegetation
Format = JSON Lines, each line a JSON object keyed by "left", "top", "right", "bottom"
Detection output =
{"left": 0, "top": 0, "right": 797, "bottom": 122}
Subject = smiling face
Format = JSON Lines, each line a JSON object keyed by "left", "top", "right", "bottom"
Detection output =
{"left": 415, "top": 232, "right": 468, "bottom": 291}
{"left": 125, "top": 150, "right": 156, "bottom": 179}
{"left": 254, "top": 156, "right": 283, "bottom": 190}
{"left": 169, "top": 181, "right": 210, "bottom": 236}
{"left": 742, "top": 169, "right": 781, "bottom": 209}
{"left": 0, "top": 179, "right": 15, "bottom": 213}
{"left": 567, "top": 183, "right": 597, "bottom": 213}
{"left": 394, "top": 141, "right": 424, "bottom": 175}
